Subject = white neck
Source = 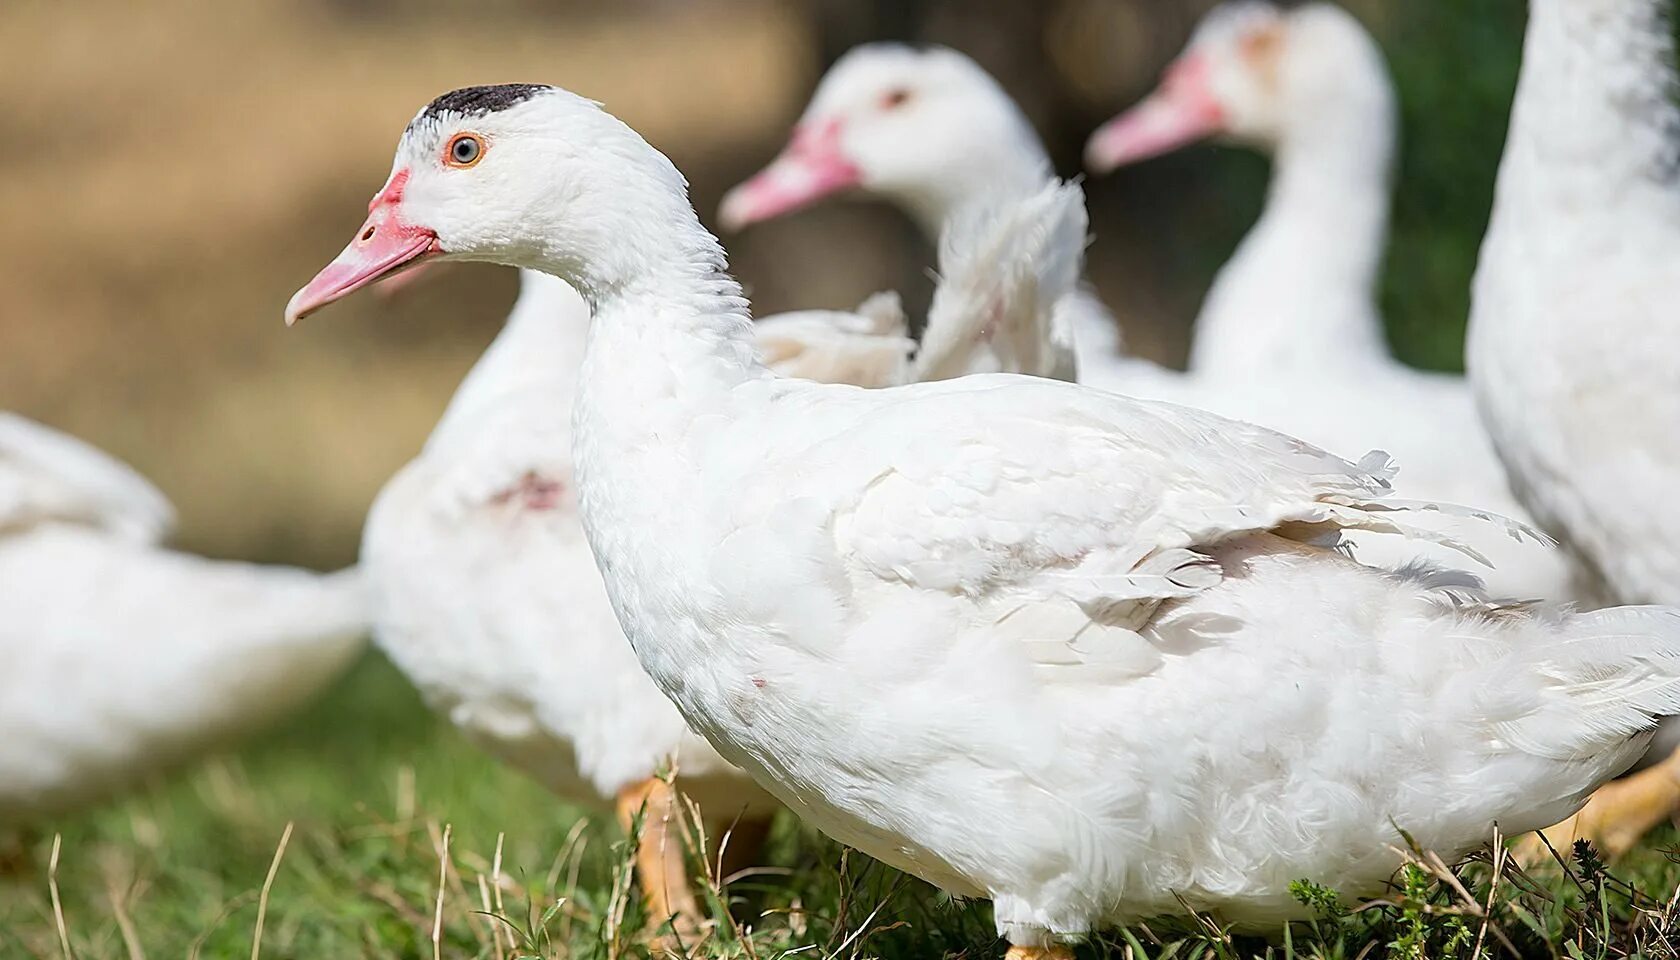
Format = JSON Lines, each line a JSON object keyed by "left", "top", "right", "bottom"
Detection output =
{"left": 898, "top": 137, "right": 1053, "bottom": 238}
{"left": 556, "top": 205, "right": 765, "bottom": 666}
{"left": 565, "top": 204, "right": 763, "bottom": 475}
{"left": 1469, "top": 0, "right": 1680, "bottom": 388}
{"left": 1190, "top": 108, "right": 1394, "bottom": 376}
{"left": 426, "top": 270, "right": 590, "bottom": 449}
{"left": 1499, "top": 0, "right": 1680, "bottom": 218}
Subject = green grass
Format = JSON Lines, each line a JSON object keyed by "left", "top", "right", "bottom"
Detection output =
{"left": 5, "top": 653, "right": 1680, "bottom": 959}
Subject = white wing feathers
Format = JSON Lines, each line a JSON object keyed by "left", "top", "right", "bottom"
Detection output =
{"left": 755, "top": 292, "right": 915, "bottom": 387}
{"left": 1482, "top": 606, "right": 1680, "bottom": 761}
{"left": 0, "top": 413, "right": 176, "bottom": 543}
{"left": 811, "top": 378, "right": 1510, "bottom": 633}
{"left": 915, "top": 180, "right": 1087, "bottom": 383}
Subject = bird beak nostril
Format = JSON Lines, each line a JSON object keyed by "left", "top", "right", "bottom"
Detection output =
{"left": 285, "top": 214, "right": 441, "bottom": 325}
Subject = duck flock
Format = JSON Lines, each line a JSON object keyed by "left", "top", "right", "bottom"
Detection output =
{"left": 7, "top": 0, "right": 1680, "bottom": 954}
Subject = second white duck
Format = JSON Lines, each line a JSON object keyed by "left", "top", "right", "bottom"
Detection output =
{"left": 720, "top": 43, "right": 1163, "bottom": 386}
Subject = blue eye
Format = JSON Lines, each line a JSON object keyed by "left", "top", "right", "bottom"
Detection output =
{"left": 446, "top": 133, "right": 484, "bottom": 167}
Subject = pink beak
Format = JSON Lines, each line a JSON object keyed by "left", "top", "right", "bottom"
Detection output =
{"left": 373, "top": 260, "right": 443, "bottom": 301}
{"left": 1085, "top": 55, "right": 1227, "bottom": 174}
{"left": 716, "top": 118, "right": 862, "bottom": 232}
{"left": 285, "top": 170, "right": 443, "bottom": 325}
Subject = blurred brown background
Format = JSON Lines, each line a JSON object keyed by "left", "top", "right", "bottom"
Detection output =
{"left": 0, "top": 0, "right": 1523, "bottom": 569}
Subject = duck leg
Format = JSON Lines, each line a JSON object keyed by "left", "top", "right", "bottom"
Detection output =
{"left": 1516, "top": 746, "right": 1680, "bottom": 864}
{"left": 1005, "top": 945, "right": 1075, "bottom": 960}
{"left": 616, "top": 778, "right": 703, "bottom": 938}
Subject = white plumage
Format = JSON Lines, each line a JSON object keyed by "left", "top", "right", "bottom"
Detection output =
{"left": 1470, "top": 0, "right": 1680, "bottom": 606}
{"left": 0, "top": 413, "right": 366, "bottom": 821}
{"left": 915, "top": 181, "right": 1089, "bottom": 383}
{"left": 753, "top": 291, "right": 914, "bottom": 388}
{"left": 287, "top": 86, "right": 1680, "bottom": 953}
{"left": 362, "top": 178, "right": 1089, "bottom": 808}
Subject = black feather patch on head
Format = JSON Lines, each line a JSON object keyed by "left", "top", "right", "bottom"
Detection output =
{"left": 411, "top": 84, "right": 553, "bottom": 129}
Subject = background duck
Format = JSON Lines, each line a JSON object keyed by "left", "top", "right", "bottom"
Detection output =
{"left": 1084, "top": 0, "right": 1579, "bottom": 603}
{"left": 0, "top": 414, "right": 366, "bottom": 826}
{"left": 720, "top": 43, "right": 1168, "bottom": 387}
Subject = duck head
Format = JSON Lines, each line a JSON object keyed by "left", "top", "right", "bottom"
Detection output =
{"left": 717, "top": 44, "right": 1049, "bottom": 235}
{"left": 286, "top": 84, "right": 702, "bottom": 323}
{"left": 1084, "top": 1, "right": 1393, "bottom": 173}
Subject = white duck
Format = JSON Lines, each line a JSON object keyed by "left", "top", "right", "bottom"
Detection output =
{"left": 356, "top": 162, "right": 1084, "bottom": 933}
{"left": 1084, "top": 0, "right": 1578, "bottom": 602}
{"left": 1470, "top": 0, "right": 1680, "bottom": 859}
{"left": 720, "top": 43, "right": 1160, "bottom": 386}
{"left": 1086, "top": 1, "right": 1394, "bottom": 381}
{"left": 361, "top": 266, "right": 780, "bottom": 931}
{"left": 0, "top": 413, "right": 366, "bottom": 823}
{"left": 290, "top": 84, "right": 1680, "bottom": 958}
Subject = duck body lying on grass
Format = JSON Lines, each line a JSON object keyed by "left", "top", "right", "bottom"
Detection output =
{"left": 287, "top": 84, "right": 1680, "bottom": 958}
{"left": 0, "top": 413, "right": 366, "bottom": 823}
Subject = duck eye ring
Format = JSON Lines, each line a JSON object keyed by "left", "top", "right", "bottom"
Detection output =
{"left": 445, "top": 133, "right": 485, "bottom": 168}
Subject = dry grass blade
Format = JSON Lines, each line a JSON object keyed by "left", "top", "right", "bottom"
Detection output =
{"left": 547, "top": 817, "right": 590, "bottom": 895}
{"left": 476, "top": 873, "right": 505, "bottom": 960}
{"left": 433, "top": 823, "right": 452, "bottom": 960}
{"left": 1423, "top": 850, "right": 1484, "bottom": 916}
{"left": 48, "top": 834, "right": 73, "bottom": 960}
{"left": 250, "top": 821, "right": 294, "bottom": 960}
{"left": 1472, "top": 827, "right": 1506, "bottom": 960}
{"left": 1388, "top": 838, "right": 1525, "bottom": 958}
{"left": 678, "top": 789, "right": 741, "bottom": 946}
{"left": 553, "top": 817, "right": 592, "bottom": 946}
{"left": 831, "top": 890, "right": 896, "bottom": 960}
{"left": 1659, "top": 879, "right": 1680, "bottom": 933}
{"left": 1170, "top": 891, "right": 1233, "bottom": 945}
{"left": 104, "top": 875, "right": 145, "bottom": 960}
{"left": 491, "top": 833, "right": 509, "bottom": 956}
{"left": 605, "top": 822, "right": 636, "bottom": 960}
{"left": 425, "top": 819, "right": 491, "bottom": 951}
{"left": 826, "top": 874, "right": 907, "bottom": 960}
